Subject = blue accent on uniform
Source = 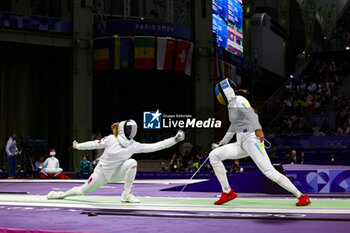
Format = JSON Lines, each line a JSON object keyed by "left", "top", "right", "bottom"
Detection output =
{"left": 254, "top": 142, "right": 264, "bottom": 156}
{"left": 230, "top": 80, "right": 237, "bottom": 87}
{"left": 215, "top": 84, "right": 221, "bottom": 96}
{"left": 242, "top": 103, "right": 248, "bottom": 109}
{"left": 243, "top": 129, "right": 247, "bottom": 133}
{"left": 220, "top": 80, "right": 230, "bottom": 89}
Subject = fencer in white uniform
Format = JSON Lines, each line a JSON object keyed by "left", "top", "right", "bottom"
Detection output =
{"left": 42, "top": 149, "right": 63, "bottom": 177}
{"left": 47, "top": 119, "right": 185, "bottom": 203}
{"left": 210, "top": 78, "right": 310, "bottom": 206}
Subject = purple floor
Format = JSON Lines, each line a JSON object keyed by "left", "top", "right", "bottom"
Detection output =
{"left": 0, "top": 181, "right": 219, "bottom": 198}
{"left": 0, "top": 181, "right": 350, "bottom": 233}
{"left": 283, "top": 164, "right": 350, "bottom": 170}
{"left": 2, "top": 181, "right": 350, "bottom": 198}
{"left": 1, "top": 206, "right": 350, "bottom": 233}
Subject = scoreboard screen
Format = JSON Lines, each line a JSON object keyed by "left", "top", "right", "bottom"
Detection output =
{"left": 213, "top": 0, "right": 243, "bottom": 57}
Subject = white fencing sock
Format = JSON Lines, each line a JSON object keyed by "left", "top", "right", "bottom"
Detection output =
{"left": 275, "top": 174, "right": 302, "bottom": 198}
{"left": 124, "top": 167, "right": 137, "bottom": 193}
{"left": 266, "top": 169, "right": 302, "bottom": 198}
{"left": 63, "top": 187, "right": 83, "bottom": 198}
{"left": 212, "top": 162, "right": 231, "bottom": 193}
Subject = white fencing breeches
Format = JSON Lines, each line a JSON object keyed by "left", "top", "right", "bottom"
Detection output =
{"left": 62, "top": 159, "right": 137, "bottom": 198}
{"left": 42, "top": 168, "right": 63, "bottom": 176}
{"left": 209, "top": 132, "right": 301, "bottom": 197}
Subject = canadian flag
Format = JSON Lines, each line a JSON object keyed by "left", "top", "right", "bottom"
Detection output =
{"left": 157, "top": 37, "right": 176, "bottom": 70}
{"left": 175, "top": 40, "right": 194, "bottom": 75}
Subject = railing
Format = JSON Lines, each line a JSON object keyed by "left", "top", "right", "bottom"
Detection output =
{"left": 313, "top": 33, "right": 350, "bottom": 53}
{"left": 258, "top": 58, "right": 311, "bottom": 129}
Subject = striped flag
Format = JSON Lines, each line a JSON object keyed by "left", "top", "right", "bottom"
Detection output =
{"left": 134, "top": 36, "right": 155, "bottom": 69}
{"left": 213, "top": 55, "right": 219, "bottom": 85}
{"left": 93, "top": 38, "right": 110, "bottom": 70}
{"left": 218, "top": 60, "right": 226, "bottom": 81}
{"left": 114, "top": 37, "right": 131, "bottom": 70}
{"left": 175, "top": 40, "right": 191, "bottom": 73}
{"left": 224, "top": 62, "right": 228, "bottom": 79}
{"left": 157, "top": 37, "right": 176, "bottom": 70}
{"left": 185, "top": 42, "right": 194, "bottom": 76}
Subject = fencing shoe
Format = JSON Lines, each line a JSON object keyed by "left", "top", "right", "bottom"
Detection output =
{"left": 296, "top": 194, "right": 311, "bottom": 206}
{"left": 214, "top": 189, "right": 237, "bottom": 205}
{"left": 47, "top": 191, "right": 64, "bottom": 199}
{"left": 121, "top": 192, "right": 140, "bottom": 203}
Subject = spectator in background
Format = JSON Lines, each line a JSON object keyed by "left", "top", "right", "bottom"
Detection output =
{"left": 35, "top": 156, "right": 45, "bottom": 177}
{"left": 200, "top": 152, "right": 211, "bottom": 172}
{"left": 340, "top": 141, "right": 347, "bottom": 149}
{"left": 194, "top": 153, "right": 202, "bottom": 167}
{"left": 330, "top": 153, "right": 337, "bottom": 164}
{"left": 230, "top": 160, "right": 243, "bottom": 173}
{"left": 178, "top": 163, "right": 185, "bottom": 173}
{"left": 159, "top": 161, "right": 170, "bottom": 172}
{"left": 15, "top": 165, "right": 24, "bottom": 178}
{"left": 312, "top": 123, "right": 320, "bottom": 136}
{"left": 267, "top": 145, "right": 278, "bottom": 162}
{"left": 283, "top": 152, "right": 293, "bottom": 164}
{"left": 291, "top": 150, "right": 298, "bottom": 164}
{"left": 169, "top": 152, "right": 180, "bottom": 172}
{"left": 300, "top": 152, "right": 306, "bottom": 164}
{"left": 6, "top": 133, "right": 18, "bottom": 178}
{"left": 181, "top": 150, "right": 191, "bottom": 168}
{"left": 92, "top": 129, "right": 103, "bottom": 160}
{"left": 187, "top": 156, "right": 194, "bottom": 169}
{"left": 336, "top": 125, "right": 344, "bottom": 135}
{"left": 80, "top": 154, "right": 92, "bottom": 179}
{"left": 184, "top": 162, "right": 196, "bottom": 173}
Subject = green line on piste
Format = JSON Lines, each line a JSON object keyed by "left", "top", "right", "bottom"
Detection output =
{"left": 0, "top": 195, "right": 350, "bottom": 208}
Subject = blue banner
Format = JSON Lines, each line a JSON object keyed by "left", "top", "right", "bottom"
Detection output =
{"left": 308, "top": 113, "right": 336, "bottom": 129}
{"left": 94, "top": 20, "right": 193, "bottom": 41}
{"left": 286, "top": 169, "right": 350, "bottom": 193}
{"left": 0, "top": 12, "right": 72, "bottom": 34}
{"left": 268, "top": 135, "right": 350, "bottom": 147}
{"left": 217, "top": 47, "right": 253, "bottom": 70}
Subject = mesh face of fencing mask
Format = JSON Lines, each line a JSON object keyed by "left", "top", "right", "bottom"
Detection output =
{"left": 215, "top": 78, "right": 237, "bottom": 105}
{"left": 118, "top": 120, "right": 138, "bottom": 147}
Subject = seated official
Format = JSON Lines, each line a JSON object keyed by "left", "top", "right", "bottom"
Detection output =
{"left": 80, "top": 154, "right": 93, "bottom": 179}
{"left": 41, "top": 149, "right": 69, "bottom": 179}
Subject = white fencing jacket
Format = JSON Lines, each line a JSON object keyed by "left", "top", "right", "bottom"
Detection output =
{"left": 42, "top": 157, "right": 63, "bottom": 174}
{"left": 220, "top": 95, "right": 262, "bottom": 145}
{"left": 75, "top": 134, "right": 178, "bottom": 173}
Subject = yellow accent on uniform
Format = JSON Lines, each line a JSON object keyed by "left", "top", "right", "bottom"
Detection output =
{"left": 258, "top": 142, "right": 265, "bottom": 155}
{"left": 217, "top": 93, "right": 226, "bottom": 105}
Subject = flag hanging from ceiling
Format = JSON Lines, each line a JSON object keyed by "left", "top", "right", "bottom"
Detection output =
{"left": 134, "top": 36, "right": 155, "bottom": 69}
{"left": 157, "top": 37, "right": 176, "bottom": 71}
{"left": 114, "top": 37, "right": 131, "bottom": 70}
{"left": 93, "top": 38, "right": 110, "bottom": 70}
{"left": 185, "top": 42, "right": 194, "bottom": 76}
{"left": 174, "top": 39, "right": 191, "bottom": 73}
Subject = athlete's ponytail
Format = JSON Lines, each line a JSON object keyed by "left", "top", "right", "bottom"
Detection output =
{"left": 111, "top": 122, "right": 119, "bottom": 138}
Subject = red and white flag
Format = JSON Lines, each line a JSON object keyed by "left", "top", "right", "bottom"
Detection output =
{"left": 175, "top": 40, "right": 191, "bottom": 73}
{"left": 157, "top": 37, "right": 176, "bottom": 70}
{"left": 185, "top": 42, "right": 194, "bottom": 76}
